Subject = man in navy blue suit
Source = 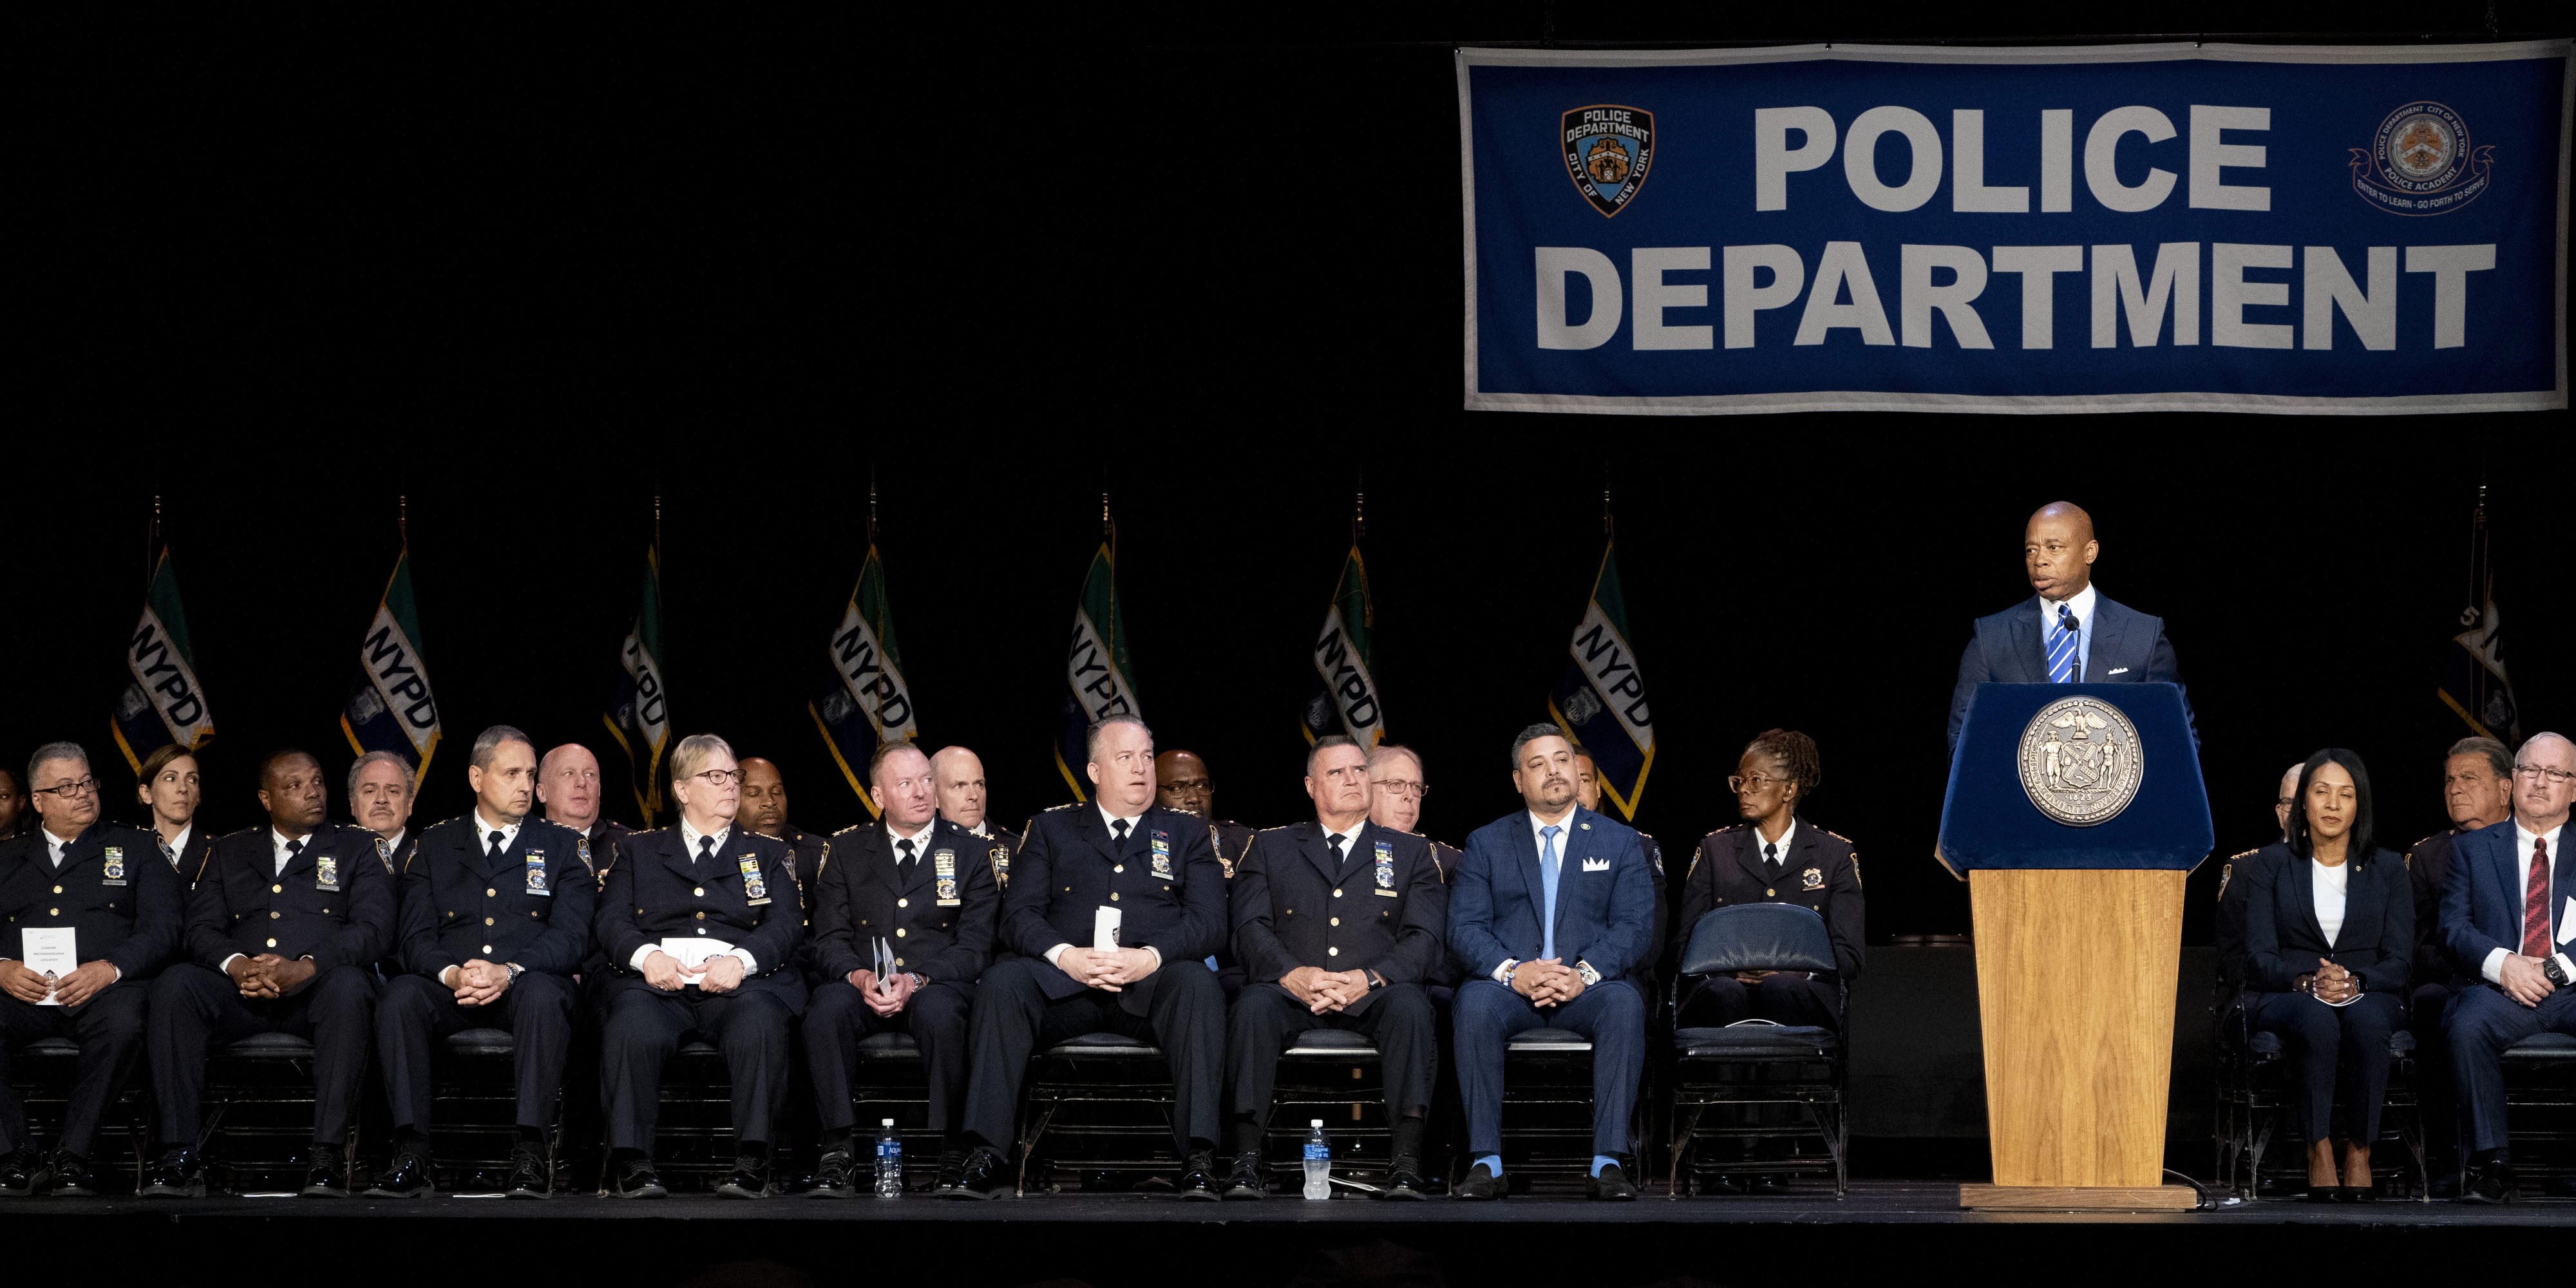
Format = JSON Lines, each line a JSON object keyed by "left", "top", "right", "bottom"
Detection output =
{"left": 1447, "top": 724, "right": 1655, "bottom": 1200}
{"left": 1946, "top": 502, "right": 2193, "bottom": 757}
{"left": 2441, "top": 730, "right": 2576, "bottom": 1203}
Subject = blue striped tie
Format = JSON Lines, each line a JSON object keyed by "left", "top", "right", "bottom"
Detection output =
{"left": 2045, "top": 603, "right": 2080, "bottom": 683}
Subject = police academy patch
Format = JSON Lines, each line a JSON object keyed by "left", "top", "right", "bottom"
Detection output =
{"left": 2350, "top": 100, "right": 2492, "bottom": 216}
{"left": 1562, "top": 105, "right": 1653, "bottom": 218}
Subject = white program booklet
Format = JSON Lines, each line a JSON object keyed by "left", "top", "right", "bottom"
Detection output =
{"left": 1093, "top": 905, "right": 1121, "bottom": 951}
{"left": 22, "top": 929, "right": 77, "bottom": 1005}
{"left": 659, "top": 936, "right": 735, "bottom": 987}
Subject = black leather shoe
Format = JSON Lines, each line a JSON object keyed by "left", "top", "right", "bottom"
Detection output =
{"left": 934, "top": 1146, "right": 968, "bottom": 1193}
{"left": 1587, "top": 1161, "right": 1638, "bottom": 1200}
{"left": 1379, "top": 1155, "right": 1429, "bottom": 1200}
{"left": 942, "top": 1146, "right": 1011, "bottom": 1199}
{"left": 2461, "top": 1159, "right": 2516, "bottom": 1204}
{"left": 0, "top": 1151, "right": 50, "bottom": 1197}
{"left": 364, "top": 1151, "right": 433, "bottom": 1198}
{"left": 301, "top": 1153, "right": 352, "bottom": 1198}
{"left": 48, "top": 1151, "right": 95, "bottom": 1198}
{"left": 1702, "top": 1172, "right": 1747, "bottom": 1196}
{"left": 1750, "top": 1173, "right": 1792, "bottom": 1197}
{"left": 506, "top": 1143, "right": 549, "bottom": 1199}
{"left": 1452, "top": 1161, "right": 1504, "bottom": 1200}
{"left": 1222, "top": 1150, "right": 1266, "bottom": 1200}
{"left": 2302, "top": 1182, "right": 2339, "bottom": 1202}
{"left": 809, "top": 1145, "right": 859, "bottom": 1198}
{"left": 1176, "top": 1150, "right": 1224, "bottom": 1200}
{"left": 715, "top": 1155, "right": 772, "bottom": 1198}
{"left": 138, "top": 1149, "right": 204, "bottom": 1199}
{"left": 607, "top": 1157, "right": 667, "bottom": 1199}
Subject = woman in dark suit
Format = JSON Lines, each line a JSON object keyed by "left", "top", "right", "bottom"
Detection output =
{"left": 2242, "top": 748, "right": 2411, "bottom": 1200}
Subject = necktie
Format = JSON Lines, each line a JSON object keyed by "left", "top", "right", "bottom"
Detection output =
{"left": 1539, "top": 824, "right": 1563, "bottom": 961}
{"left": 2046, "top": 603, "right": 2081, "bottom": 684}
{"left": 1329, "top": 834, "right": 1349, "bottom": 868}
{"left": 2523, "top": 836, "right": 2553, "bottom": 958}
{"left": 898, "top": 837, "right": 917, "bottom": 874}
{"left": 487, "top": 830, "right": 507, "bottom": 862}
{"left": 1111, "top": 818, "right": 1132, "bottom": 848}
{"left": 281, "top": 838, "right": 304, "bottom": 876}
{"left": 1764, "top": 840, "right": 1781, "bottom": 873}
{"left": 697, "top": 835, "right": 716, "bottom": 866}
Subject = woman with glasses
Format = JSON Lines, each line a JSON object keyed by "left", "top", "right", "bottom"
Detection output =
{"left": 133, "top": 745, "right": 207, "bottom": 872}
{"left": 2240, "top": 748, "right": 2410, "bottom": 1201}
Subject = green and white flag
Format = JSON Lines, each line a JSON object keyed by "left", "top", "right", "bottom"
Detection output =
{"left": 1055, "top": 540, "right": 1138, "bottom": 802}
{"left": 1301, "top": 544, "right": 1385, "bottom": 747}
{"left": 604, "top": 544, "right": 672, "bottom": 824}
{"left": 340, "top": 545, "right": 441, "bottom": 786}
{"left": 111, "top": 547, "right": 216, "bottom": 774}
{"left": 811, "top": 542, "right": 919, "bottom": 818}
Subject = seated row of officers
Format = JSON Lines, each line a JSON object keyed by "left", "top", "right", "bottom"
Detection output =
{"left": 0, "top": 716, "right": 1863, "bottom": 1202}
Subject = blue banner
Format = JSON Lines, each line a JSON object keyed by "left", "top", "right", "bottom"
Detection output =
{"left": 1460, "top": 43, "right": 2570, "bottom": 414}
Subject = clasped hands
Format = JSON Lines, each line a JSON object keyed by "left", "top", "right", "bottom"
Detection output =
{"left": 641, "top": 951, "right": 745, "bottom": 994}
{"left": 442, "top": 959, "right": 517, "bottom": 1007}
{"left": 225, "top": 954, "right": 318, "bottom": 999}
{"left": 1055, "top": 946, "right": 1159, "bottom": 992}
{"left": 2497, "top": 951, "right": 2559, "bottom": 1007}
{"left": 1511, "top": 957, "right": 1587, "bottom": 1007}
{"left": 844, "top": 968, "right": 919, "bottom": 1016}
{"left": 1280, "top": 965, "right": 1374, "bottom": 1014}
{"left": 0, "top": 959, "right": 117, "bottom": 1007}
{"left": 2306, "top": 958, "right": 2361, "bottom": 1005}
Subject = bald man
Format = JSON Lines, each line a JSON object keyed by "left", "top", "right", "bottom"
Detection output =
{"left": 537, "top": 744, "right": 627, "bottom": 878}
{"left": 931, "top": 746, "right": 1018, "bottom": 889}
{"left": 1946, "top": 501, "right": 2192, "bottom": 756}
{"left": 1155, "top": 751, "right": 1256, "bottom": 878}
{"left": 737, "top": 759, "right": 828, "bottom": 891}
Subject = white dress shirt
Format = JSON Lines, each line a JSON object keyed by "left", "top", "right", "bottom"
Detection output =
{"left": 1044, "top": 804, "right": 1159, "bottom": 969}
{"left": 270, "top": 827, "right": 311, "bottom": 876}
{"left": 2481, "top": 822, "right": 2572, "bottom": 984}
{"left": 1754, "top": 817, "right": 1799, "bottom": 867}
{"left": 43, "top": 829, "right": 77, "bottom": 870}
{"left": 633, "top": 818, "right": 757, "bottom": 975}
{"left": 378, "top": 827, "right": 407, "bottom": 861}
{"left": 2311, "top": 858, "right": 2349, "bottom": 947}
{"left": 887, "top": 817, "right": 938, "bottom": 862}
{"left": 471, "top": 811, "right": 521, "bottom": 857}
{"left": 2039, "top": 582, "right": 2100, "bottom": 681}
{"left": 162, "top": 824, "right": 194, "bottom": 866}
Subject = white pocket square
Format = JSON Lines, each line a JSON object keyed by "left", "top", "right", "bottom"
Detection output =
{"left": 2559, "top": 897, "right": 2575, "bottom": 947}
{"left": 2107, "top": 667, "right": 2130, "bottom": 676}
{"left": 1580, "top": 857, "right": 1611, "bottom": 873}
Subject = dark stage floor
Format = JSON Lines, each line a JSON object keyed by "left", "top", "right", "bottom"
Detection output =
{"left": 11, "top": 1182, "right": 2573, "bottom": 1285}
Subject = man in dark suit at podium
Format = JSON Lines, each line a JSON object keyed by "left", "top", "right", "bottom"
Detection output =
{"left": 1946, "top": 502, "right": 2193, "bottom": 757}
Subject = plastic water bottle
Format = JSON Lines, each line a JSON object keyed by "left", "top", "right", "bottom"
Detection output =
{"left": 874, "top": 1119, "right": 903, "bottom": 1197}
{"left": 1302, "top": 1119, "right": 1331, "bottom": 1200}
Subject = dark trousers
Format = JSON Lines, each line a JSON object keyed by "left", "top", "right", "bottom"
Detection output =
{"left": 2409, "top": 981, "right": 2459, "bottom": 1168}
{"left": 1226, "top": 982, "right": 1437, "bottom": 1132}
{"left": 375, "top": 971, "right": 576, "bottom": 1135}
{"left": 2251, "top": 989, "right": 2400, "bottom": 1144}
{"left": 805, "top": 980, "right": 972, "bottom": 1135}
{"left": 148, "top": 963, "right": 377, "bottom": 1146}
{"left": 0, "top": 983, "right": 147, "bottom": 1157}
{"left": 1677, "top": 973, "right": 1838, "bottom": 1030}
{"left": 598, "top": 979, "right": 797, "bottom": 1155}
{"left": 1454, "top": 977, "right": 1645, "bottom": 1158}
{"left": 962, "top": 957, "right": 1225, "bottom": 1155}
{"left": 2447, "top": 983, "right": 2576, "bottom": 1157}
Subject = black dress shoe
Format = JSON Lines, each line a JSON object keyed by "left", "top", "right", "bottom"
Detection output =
{"left": 942, "top": 1146, "right": 1011, "bottom": 1199}
{"left": 1703, "top": 1172, "right": 1747, "bottom": 1196}
{"left": 934, "top": 1146, "right": 968, "bottom": 1193}
{"left": 1379, "top": 1155, "right": 1429, "bottom": 1200}
{"left": 49, "top": 1151, "right": 95, "bottom": 1198}
{"left": 608, "top": 1157, "right": 668, "bottom": 1199}
{"left": 506, "top": 1143, "right": 549, "bottom": 1199}
{"left": 715, "top": 1155, "right": 773, "bottom": 1198}
{"left": 1750, "top": 1173, "right": 1792, "bottom": 1197}
{"left": 1222, "top": 1150, "right": 1266, "bottom": 1200}
{"left": 138, "top": 1149, "right": 204, "bottom": 1200}
{"left": 1452, "top": 1161, "right": 1504, "bottom": 1200}
{"left": 0, "top": 1151, "right": 50, "bottom": 1197}
{"left": 809, "top": 1145, "right": 859, "bottom": 1198}
{"left": 2461, "top": 1159, "right": 2516, "bottom": 1204}
{"left": 365, "top": 1151, "right": 433, "bottom": 1199}
{"left": 2344, "top": 1183, "right": 2378, "bottom": 1202}
{"left": 301, "top": 1153, "right": 352, "bottom": 1198}
{"left": 1176, "top": 1150, "right": 1224, "bottom": 1200}
{"left": 2302, "top": 1182, "right": 2339, "bottom": 1202}
{"left": 1587, "top": 1161, "right": 1638, "bottom": 1201}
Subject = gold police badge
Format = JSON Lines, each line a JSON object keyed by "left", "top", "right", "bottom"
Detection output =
{"left": 2017, "top": 696, "right": 2145, "bottom": 827}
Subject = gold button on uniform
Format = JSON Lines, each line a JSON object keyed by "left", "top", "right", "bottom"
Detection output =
{"left": 272, "top": 885, "right": 283, "bottom": 894}
{"left": 1113, "top": 865, "right": 1124, "bottom": 873}
{"left": 895, "top": 929, "right": 906, "bottom": 938}
{"left": 694, "top": 887, "right": 705, "bottom": 897}
{"left": 1328, "top": 947, "right": 1340, "bottom": 956}
{"left": 484, "top": 917, "right": 495, "bottom": 925}
{"left": 1110, "top": 893, "right": 1120, "bottom": 902}
{"left": 1332, "top": 889, "right": 1343, "bottom": 898}
{"left": 897, "top": 898, "right": 908, "bottom": 909}
{"left": 486, "top": 888, "right": 497, "bottom": 897}
{"left": 265, "top": 938, "right": 278, "bottom": 947}
{"left": 51, "top": 886, "right": 61, "bottom": 895}
{"left": 49, "top": 909, "right": 59, "bottom": 916}
{"left": 483, "top": 945, "right": 493, "bottom": 954}
{"left": 1765, "top": 889, "right": 1775, "bottom": 897}
{"left": 695, "top": 911, "right": 706, "bottom": 920}
{"left": 1330, "top": 917, "right": 1340, "bottom": 926}
{"left": 271, "top": 911, "right": 281, "bottom": 920}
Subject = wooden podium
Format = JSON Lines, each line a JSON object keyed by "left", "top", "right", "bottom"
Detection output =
{"left": 1939, "top": 685, "right": 2210, "bottom": 1212}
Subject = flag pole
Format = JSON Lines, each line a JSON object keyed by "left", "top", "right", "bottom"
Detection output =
{"left": 1604, "top": 486, "right": 1614, "bottom": 540}
{"left": 146, "top": 493, "right": 162, "bottom": 584}
{"left": 398, "top": 493, "right": 408, "bottom": 549}
{"left": 1354, "top": 469, "right": 1365, "bottom": 545}
{"left": 868, "top": 468, "right": 880, "bottom": 544}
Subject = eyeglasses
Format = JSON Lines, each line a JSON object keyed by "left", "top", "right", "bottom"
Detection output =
{"left": 1370, "top": 778, "right": 1429, "bottom": 800}
{"left": 2276, "top": 797, "right": 2295, "bottom": 808}
{"left": 1728, "top": 773, "right": 1790, "bottom": 793}
{"left": 687, "top": 769, "right": 744, "bottom": 787}
{"left": 2516, "top": 764, "right": 2576, "bottom": 786}
{"left": 33, "top": 776, "right": 99, "bottom": 799}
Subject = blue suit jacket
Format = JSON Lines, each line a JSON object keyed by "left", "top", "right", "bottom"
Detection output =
{"left": 2441, "top": 820, "right": 2573, "bottom": 977}
{"left": 1448, "top": 806, "right": 1656, "bottom": 983}
{"left": 1946, "top": 591, "right": 2194, "bottom": 755}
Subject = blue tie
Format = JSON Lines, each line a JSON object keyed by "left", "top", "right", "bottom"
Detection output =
{"left": 1539, "top": 824, "right": 1563, "bottom": 961}
{"left": 2045, "top": 603, "right": 2080, "bottom": 684}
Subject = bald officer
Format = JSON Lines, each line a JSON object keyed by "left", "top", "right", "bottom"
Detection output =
{"left": 1157, "top": 750, "right": 1256, "bottom": 878}
{"left": 1946, "top": 501, "right": 2193, "bottom": 756}
{"left": 737, "top": 757, "right": 828, "bottom": 890}
{"left": 538, "top": 743, "right": 627, "bottom": 879}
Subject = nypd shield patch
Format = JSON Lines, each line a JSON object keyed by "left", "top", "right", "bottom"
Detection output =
{"left": 1562, "top": 105, "right": 1653, "bottom": 218}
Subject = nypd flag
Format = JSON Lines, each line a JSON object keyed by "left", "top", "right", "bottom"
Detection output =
{"left": 1549, "top": 544, "right": 1653, "bottom": 820}
{"left": 1056, "top": 540, "right": 1139, "bottom": 802}
{"left": 340, "top": 545, "right": 441, "bottom": 786}
{"left": 110, "top": 547, "right": 216, "bottom": 774}
{"left": 604, "top": 545, "right": 672, "bottom": 824}
{"left": 1302, "top": 544, "right": 1386, "bottom": 748}
{"left": 1460, "top": 42, "right": 2570, "bottom": 413}
{"left": 811, "top": 543, "right": 919, "bottom": 818}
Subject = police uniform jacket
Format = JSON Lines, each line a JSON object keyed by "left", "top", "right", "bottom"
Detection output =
{"left": 160, "top": 826, "right": 215, "bottom": 876}
{"left": 1209, "top": 819, "right": 1256, "bottom": 879}
{"left": 2407, "top": 826, "right": 2466, "bottom": 985}
{"left": 1674, "top": 819, "right": 1863, "bottom": 1009}
{"left": 1231, "top": 820, "right": 1446, "bottom": 1016}
{"left": 595, "top": 826, "right": 804, "bottom": 990}
{"left": 572, "top": 819, "right": 630, "bottom": 880}
{"left": 1001, "top": 803, "right": 1226, "bottom": 1009}
{"left": 394, "top": 814, "right": 596, "bottom": 980}
{"left": 950, "top": 818, "right": 1019, "bottom": 891}
{"left": 770, "top": 821, "right": 830, "bottom": 889}
{"left": 187, "top": 824, "right": 395, "bottom": 974}
{"left": 0, "top": 822, "right": 181, "bottom": 980}
{"left": 812, "top": 818, "right": 999, "bottom": 986}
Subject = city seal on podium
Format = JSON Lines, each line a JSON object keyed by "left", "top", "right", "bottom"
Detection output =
{"left": 2017, "top": 696, "right": 2145, "bottom": 827}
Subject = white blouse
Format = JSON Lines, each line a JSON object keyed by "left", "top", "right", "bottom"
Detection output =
{"left": 2311, "top": 858, "right": 2350, "bottom": 947}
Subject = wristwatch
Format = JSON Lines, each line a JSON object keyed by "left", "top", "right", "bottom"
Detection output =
{"left": 905, "top": 972, "right": 927, "bottom": 989}
{"left": 2293, "top": 974, "right": 2316, "bottom": 995}
{"left": 505, "top": 963, "right": 525, "bottom": 983}
{"left": 1577, "top": 961, "right": 1602, "bottom": 987}
{"left": 2546, "top": 958, "right": 2571, "bottom": 987}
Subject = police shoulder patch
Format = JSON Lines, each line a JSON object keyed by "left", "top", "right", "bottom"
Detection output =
{"left": 1818, "top": 827, "right": 1855, "bottom": 846}
{"left": 831, "top": 821, "right": 873, "bottom": 840}
{"left": 1701, "top": 824, "right": 1747, "bottom": 842}
{"left": 2229, "top": 846, "right": 2264, "bottom": 860}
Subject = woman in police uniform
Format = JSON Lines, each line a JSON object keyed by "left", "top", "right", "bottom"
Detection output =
{"left": 1673, "top": 729, "right": 1864, "bottom": 1030}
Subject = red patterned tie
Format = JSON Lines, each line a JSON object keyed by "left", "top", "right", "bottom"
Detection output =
{"left": 2523, "top": 837, "right": 2552, "bottom": 958}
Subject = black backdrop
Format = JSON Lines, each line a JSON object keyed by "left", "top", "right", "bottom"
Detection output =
{"left": 12, "top": 3, "right": 2570, "bottom": 951}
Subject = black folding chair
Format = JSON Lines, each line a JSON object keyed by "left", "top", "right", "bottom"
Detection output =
{"left": 428, "top": 1028, "right": 563, "bottom": 1193}
{"left": 202, "top": 1032, "right": 346, "bottom": 1193}
{"left": 1016, "top": 1033, "right": 1177, "bottom": 1195}
{"left": 1665, "top": 904, "right": 1847, "bottom": 1197}
{"left": 2213, "top": 990, "right": 2428, "bottom": 1200}
{"left": 1262, "top": 1028, "right": 1390, "bottom": 1192}
{"left": 6, "top": 1037, "right": 147, "bottom": 1191}
{"left": 2499, "top": 1031, "right": 2576, "bottom": 1191}
{"left": 848, "top": 1030, "right": 941, "bottom": 1189}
